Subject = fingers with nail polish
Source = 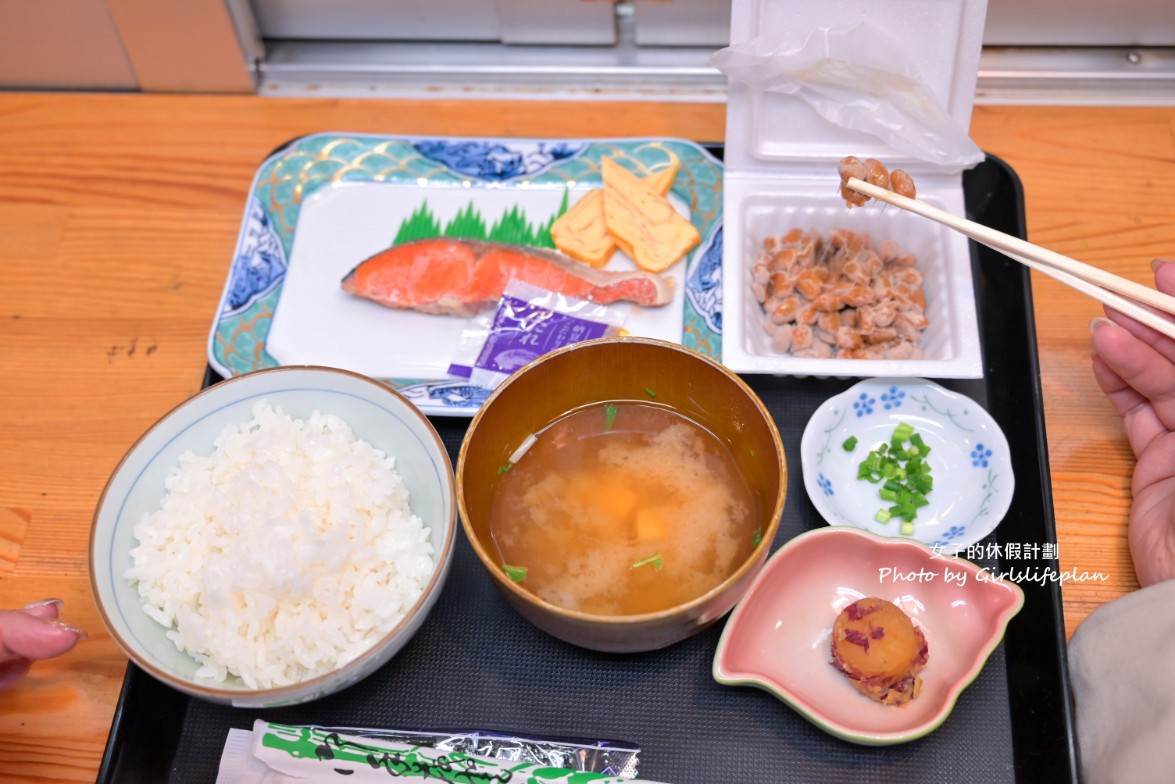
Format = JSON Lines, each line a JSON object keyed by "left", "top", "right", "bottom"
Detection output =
{"left": 0, "top": 601, "right": 86, "bottom": 691}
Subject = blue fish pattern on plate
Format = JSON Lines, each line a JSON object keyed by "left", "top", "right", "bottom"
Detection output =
{"left": 412, "top": 139, "right": 588, "bottom": 181}
{"left": 223, "top": 198, "right": 287, "bottom": 316}
{"left": 686, "top": 225, "right": 722, "bottom": 335}
{"left": 397, "top": 380, "right": 494, "bottom": 411}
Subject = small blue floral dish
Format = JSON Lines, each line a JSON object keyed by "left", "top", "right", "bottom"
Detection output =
{"left": 800, "top": 378, "right": 1014, "bottom": 554}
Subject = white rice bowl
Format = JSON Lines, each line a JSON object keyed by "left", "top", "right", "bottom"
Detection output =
{"left": 90, "top": 366, "right": 456, "bottom": 707}
{"left": 125, "top": 401, "right": 434, "bottom": 689}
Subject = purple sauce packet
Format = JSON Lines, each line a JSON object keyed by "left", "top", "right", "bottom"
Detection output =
{"left": 475, "top": 293, "right": 613, "bottom": 374}
{"left": 447, "top": 280, "right": 624, "bottom": 385}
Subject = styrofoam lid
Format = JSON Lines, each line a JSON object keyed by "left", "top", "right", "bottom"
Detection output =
{"left": 721, "top": 0, "right": 988, "bottom": 175}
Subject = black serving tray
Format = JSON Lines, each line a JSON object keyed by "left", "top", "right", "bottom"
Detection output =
{"left": 96, "top": 153, "right": 1079, "bottom": 783}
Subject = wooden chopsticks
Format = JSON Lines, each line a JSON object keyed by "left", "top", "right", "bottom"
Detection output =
{"left": 844, "top": 176, "right": 1175, "bottom": 341}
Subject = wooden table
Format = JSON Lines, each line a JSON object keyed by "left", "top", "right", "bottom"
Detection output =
{"left": 0, "top": 93, "right": 1171, "bottom": 781}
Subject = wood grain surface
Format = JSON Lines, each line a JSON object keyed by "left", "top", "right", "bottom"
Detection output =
{"left": 0, "top": 92, "right": 1171, "bottom": 782}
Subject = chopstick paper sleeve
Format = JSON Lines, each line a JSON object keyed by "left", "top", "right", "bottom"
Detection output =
{"left": 217, "top": 720, "right": 668, "bottom": 784}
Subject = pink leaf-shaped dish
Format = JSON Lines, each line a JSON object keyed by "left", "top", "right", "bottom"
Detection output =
{"left": 712, "top": 527, "right": 1024, "bottom": 745}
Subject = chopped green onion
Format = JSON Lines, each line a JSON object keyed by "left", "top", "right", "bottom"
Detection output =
{"left": 631, "top": 551, "right": 664, "bottom": 571}
{"left": 752, "top": 527, "right": 763, "bottom": 547}
{"left": 645, "top": 387, "right": 657, "bottom": 398}
{"left": 900, "top": 521, "right": 916, "bottom": 536}
{"left": 856, "top": 422, "right": 932, "bottom": 527}
{"left": 498, "top": 462, "right": 513, "bottom": 474}
{"left": 604, "top": 404, "right": 618, "bottom": 431}
{"left": 910, "top": 439, "right": 930, "bottom": 457}
{"left": 842, "top": 436, "right": 858, "bottom": 452}
{"left": 504, "top": 564, "right": 528, "bottom": 582}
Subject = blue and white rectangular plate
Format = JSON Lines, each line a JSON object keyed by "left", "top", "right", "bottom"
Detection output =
{"left": 207, "top": 134, "right": 725, "bottom": 417}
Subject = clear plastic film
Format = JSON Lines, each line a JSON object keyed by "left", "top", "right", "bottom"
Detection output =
{"left": 709, "top": 23, "right": 985, "bottom": 169}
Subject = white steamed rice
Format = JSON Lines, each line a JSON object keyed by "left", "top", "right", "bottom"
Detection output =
{"left": 124, "top": 400, "right": 434, "bottom": 689}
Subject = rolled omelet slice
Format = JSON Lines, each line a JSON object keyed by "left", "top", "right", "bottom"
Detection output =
{"left": 551, "top": 159, "right": 678, "bottom": 269}
{"left": 601, "top": 156, "right": 701, "bottom": 274}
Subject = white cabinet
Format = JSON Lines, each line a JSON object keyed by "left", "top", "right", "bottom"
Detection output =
{"left": 251, "top": 0, "right": 617, "bottom": 45}
{"left": 631, "top": 0, "right": 730, "bottom": 47}
{"left": 1, "top": 0, "right": 1172, "bottom": 92}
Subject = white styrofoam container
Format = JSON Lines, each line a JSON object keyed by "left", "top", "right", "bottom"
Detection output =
{"left": 720, "top": 0, "right": 988, "bottom": 379}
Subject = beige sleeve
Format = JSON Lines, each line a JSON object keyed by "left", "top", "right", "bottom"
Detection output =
{"left": 1068, "top": 579, "right": 1175, "bottom": 784}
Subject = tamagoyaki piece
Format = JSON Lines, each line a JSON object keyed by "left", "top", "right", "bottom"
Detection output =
{"left": 551, "top": 157, "right": 679, "bottom": 269}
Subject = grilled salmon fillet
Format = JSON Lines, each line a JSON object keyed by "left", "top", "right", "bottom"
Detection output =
{"left": 341, "top": 238, "right": 675, "bottom": 317}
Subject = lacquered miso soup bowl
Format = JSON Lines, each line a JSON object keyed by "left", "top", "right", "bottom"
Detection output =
{"left": 457, "top": 336, "right": 786, "bottom": 653}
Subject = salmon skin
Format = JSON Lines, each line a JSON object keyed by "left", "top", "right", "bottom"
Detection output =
{"left": 340, "top": 238, "right": 675, "bottom": 317}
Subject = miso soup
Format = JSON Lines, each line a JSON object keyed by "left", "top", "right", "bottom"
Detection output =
{"left": 489, "top": 402, "right": 760, "bottom": 616}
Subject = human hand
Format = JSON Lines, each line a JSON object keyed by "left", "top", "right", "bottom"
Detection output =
{"left": 1090, "top": 258, "right": 1175, "bottom": 586}
{"left": 0, "top": 599, "right": 86, "bottom": 690}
